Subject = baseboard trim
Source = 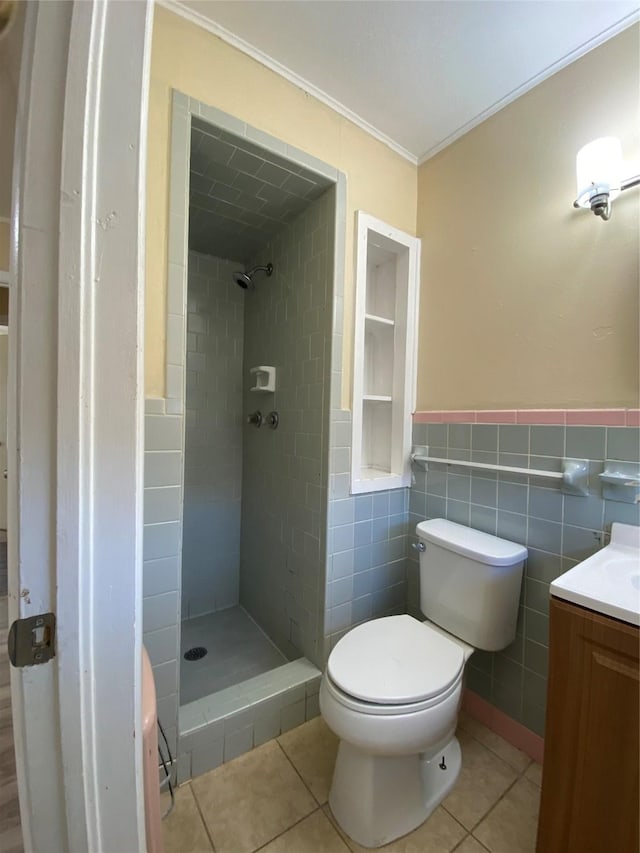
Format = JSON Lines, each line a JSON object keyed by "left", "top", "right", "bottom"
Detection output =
{"left": 462, "top": 688, "right": 544, "bottom": 765}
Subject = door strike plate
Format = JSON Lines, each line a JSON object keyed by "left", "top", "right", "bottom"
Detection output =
{"left": 8, "top": 612, "right": 56, "bottom": 667}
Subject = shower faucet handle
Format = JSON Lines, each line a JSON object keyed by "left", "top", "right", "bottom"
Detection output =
{"left": 247, "top": 410, "right": 264, "bottom": 427}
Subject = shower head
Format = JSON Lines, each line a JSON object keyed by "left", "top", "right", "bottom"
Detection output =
{"left": 233, "top": 263, "right": 273, "bottom": 290}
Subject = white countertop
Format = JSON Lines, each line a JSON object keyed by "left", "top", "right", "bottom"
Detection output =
{"left": 551, "top": 522, "right": 640, "bottom": 626}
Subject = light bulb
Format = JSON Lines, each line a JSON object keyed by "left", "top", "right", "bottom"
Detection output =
{"left": 575, "top": 137, "right": 623, "bottom": 209}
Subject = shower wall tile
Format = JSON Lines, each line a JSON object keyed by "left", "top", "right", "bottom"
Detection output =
{"left": 409, "top": 420, "right": 640, "bottom": 737}
{"left": 144, "top": 625, "right": 178, "bottom": 668}
{"left": 144, "top": 486, "right": 182, "bottom": 525}
{"left": 143, "top": 591, "right": 180, "bottom": 634}
{"left": 144, "top": 451, "right": 182, "bottom": 488}
{"left": 240, "top": 187, "right": 335, "bottom": 668}
{"left": 143, "top": 404, "right": 184, "bottom": 733}
{"left": 176, "top": 659, "right": 322, "bottom": 781}
{"left": 143, "top": 521, "right": 181, "bottom": 562}
{"left": 324, "top": 407, "right": 410, "bottom": 656}
{"left": 143, "top": 556, "right": 181, "bottom": 598}
{"left": 153, "top": 659, "right": 179, "bottom": 700}
{"left": 145, "top": 413, "right": 182, "bottom": 451}
{"left": 182, "top": 252, "right": 245, "bottom": 619}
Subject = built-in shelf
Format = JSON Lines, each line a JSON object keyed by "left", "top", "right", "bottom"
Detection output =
{"left": 360, "top": 466, "right": 397, "bottom": 481}
{"left": 365, "top": 313, "right": 395, "bottom": 326}
{"left": 351, "top": 212, "right": 420, "bottom": 495}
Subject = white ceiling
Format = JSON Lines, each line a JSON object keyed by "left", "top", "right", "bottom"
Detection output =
{"left": 168, "top": 0, "right": 639, "bottom": 163}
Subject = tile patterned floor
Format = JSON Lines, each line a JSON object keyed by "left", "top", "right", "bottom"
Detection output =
{"left": 180, "top": 607, "right": 289, "bottom": 704}
{"left": 0, "top": 596, "right": 23, "bottom": 853}
{"left": 162, "top": 709, "right": 542, "bottom": 853}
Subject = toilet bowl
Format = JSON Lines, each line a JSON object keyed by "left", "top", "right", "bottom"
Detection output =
{"left": 320, "top": 615, "right": 470, "bottom": 848}
{"left": 321, "top": 519, "right": 527, "bottom": 848}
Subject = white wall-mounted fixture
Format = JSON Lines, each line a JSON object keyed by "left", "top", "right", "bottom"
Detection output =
{"left": 249, "top": 365, "right": 276, "bottom": 393}
{"left": 573, "top": 137, "right": 640, "bottom": 220}
{"left": 412, "top": 447, "right": 590, "bottom": 496}
{"left": 599, "top": 463, "right": 640, "bottom": 504}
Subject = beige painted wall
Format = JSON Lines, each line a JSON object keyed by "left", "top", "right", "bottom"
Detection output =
{"left": 146, "top": 6, "right": 417, "bottom": 401}
{"left": 416, "top": 25, "right": 640, "bottom": 410}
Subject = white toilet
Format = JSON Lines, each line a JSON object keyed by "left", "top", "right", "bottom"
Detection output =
{"left": 320, "top": 518, "right": 527, "bottom": 848}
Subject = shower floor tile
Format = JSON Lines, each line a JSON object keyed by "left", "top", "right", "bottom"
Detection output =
{"left": 180, "top": 606, "right": 289, "bottom": 704}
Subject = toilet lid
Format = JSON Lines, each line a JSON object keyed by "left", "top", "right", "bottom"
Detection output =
{"left": 327, "top": 615, "right": 464, "bottom": 705}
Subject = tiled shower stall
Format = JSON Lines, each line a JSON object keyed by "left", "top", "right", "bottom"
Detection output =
{"left": 182, "top": 252, "right": 244, "bottom": 621}
{"left": 142, "top": 92, "right": 412, "bottom": 781}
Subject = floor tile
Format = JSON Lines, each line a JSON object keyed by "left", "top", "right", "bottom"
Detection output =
{"left": 191, "top": 739, "right": 316, "bottom": 853}
{"left": 473, "top": 777, "right": 540, "bottom": 853}
{"left": 325, "top": 804, "right": 467, "bottom": 853}
{"left": 458, "top": 712, "right": 530, "bottom": 773}
{"left": 524, "top": 761, "right": 542, "bottom": 787}
{"left": 453, "top": 837, "right": 490, "bottom": 852}
{"left": 162, "top": 785, "right": 213, "bottom": 853}
{"left": 443, "top": 731, "right": 518, "bottom": 830}
{"left": 278, "top": 717, "right": 339, "bottom": 804}
{"left": 260, "top": 809, "right": 349, "bottom": 853}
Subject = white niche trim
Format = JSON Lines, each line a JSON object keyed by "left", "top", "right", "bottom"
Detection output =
{"left": 351, "top": 212, "right": 420, "bottom": 494}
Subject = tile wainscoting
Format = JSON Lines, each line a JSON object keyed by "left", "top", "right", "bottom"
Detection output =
{"left": 409, "top": 414, "right": 639, "bottom": 737}
{"left": 414, "top": 408, "right": 640, "bottom": 426}
{"left": 144, "top": 398, "right": 184, "bottom": 759}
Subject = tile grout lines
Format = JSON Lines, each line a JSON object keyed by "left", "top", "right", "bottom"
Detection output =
{"left": 187, "top": 779, "right": 218, "bottom": 853}
{"left": 443, "top": 724, "right": 539, "bottom": 852}
{"left": 175, "top": 718, "right": 540, "bottom": 853}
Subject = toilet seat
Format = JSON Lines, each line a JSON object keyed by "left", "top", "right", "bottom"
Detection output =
{"left": 327, "top": 615, "right": 465, "bottom": 707}
{"left": 323, "top": 667, "right": 463, "bottom": 717}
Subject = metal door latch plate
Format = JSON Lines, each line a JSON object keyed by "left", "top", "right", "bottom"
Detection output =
{"left": 8, "top": 612, "right": 56, "bottom": 667}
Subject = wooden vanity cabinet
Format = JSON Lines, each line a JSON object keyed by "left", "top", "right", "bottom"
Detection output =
{"left": 537, "top": 597, "right": 639, "bottom": 853}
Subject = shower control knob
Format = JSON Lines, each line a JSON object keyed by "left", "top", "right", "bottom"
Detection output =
{"left": 266, "top": 411, "right": 279, "bottom": 430}
{"left": 247, "top": 410, "right": 264, "bottom": 427}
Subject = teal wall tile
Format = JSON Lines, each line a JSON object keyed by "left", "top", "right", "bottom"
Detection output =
{"left": 566, "top": 426, "right": 605, "bottom": 460}
{"left": 499, "top": 424, "right": 529, "bottom": 454}
{"left": 470, "top": 505, "right": 497, "bottom": 535}
{"left": 530, "top": 426, "right": 565, "bottom": 457}
{"left": 528, "top": 486, "right": 563, "bottom": 522}
{"left": 497, "top": 482, "right": 528, "bottom": 514}
{"left": 472, "top": 424, "right": 498, "bottom": 452}
{"left": 607, "top": 427, "right": 640, "bottom": 462}
{"left": 409, "top": 419, "right": 639, "bottom": 741}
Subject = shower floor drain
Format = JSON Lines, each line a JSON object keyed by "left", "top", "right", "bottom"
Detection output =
{"left": 184, "top": 646, "right": 208, "bottom": 662}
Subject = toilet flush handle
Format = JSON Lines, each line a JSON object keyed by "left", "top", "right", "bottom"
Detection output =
{"left": 412, "top": 541, "right": 426, "bottom": 552}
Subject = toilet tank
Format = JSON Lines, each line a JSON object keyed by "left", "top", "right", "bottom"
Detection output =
{"left": 416, "top": 519, "right": 527, "bottom": 651}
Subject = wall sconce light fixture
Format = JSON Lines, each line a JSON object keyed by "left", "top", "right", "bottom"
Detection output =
{"left": 574, "top": 137, "right": 640, "bottom": 220}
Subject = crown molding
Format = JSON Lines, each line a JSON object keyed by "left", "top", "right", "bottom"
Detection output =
{"left": 158, "top": 0, "right": 418, "bottom": 165}
{"left": 157, "top": 2, "right": 638, "bottom": 170}
{"left": 418, "top": 10, "right": 640, "bottom": 164}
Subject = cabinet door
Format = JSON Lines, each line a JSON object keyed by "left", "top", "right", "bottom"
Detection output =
{"left": 537, "top": 598, "right": 639, "bottom": 853}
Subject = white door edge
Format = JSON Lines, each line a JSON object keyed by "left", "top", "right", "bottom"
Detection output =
{"left": 9, "top": 1, "right": 152, "bottom": 849}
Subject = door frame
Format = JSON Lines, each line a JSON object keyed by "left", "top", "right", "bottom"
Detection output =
{"left": 9, "top": 1, "right": 152, "bottom": 849}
